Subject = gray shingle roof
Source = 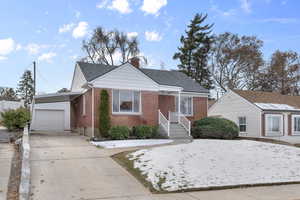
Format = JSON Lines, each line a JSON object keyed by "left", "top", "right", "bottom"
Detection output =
{"left": 77, "top": 62, "right": 209, "bottom": 93}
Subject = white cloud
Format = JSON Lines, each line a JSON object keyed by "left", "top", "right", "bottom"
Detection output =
{"left": 240, "top": 0, "right": 251, "bottom": 13}
{"left": 210, "top": 4, "right": 236, "bottom": 17}
{"left": 145, "top": 31, "right": 162, "bottom": 41}
{"left": 127, "top": 32, "right": 138, "bottom": 39}
{"left": 0, "top": 38, "right": 15, "bottom": 55}
{"left": 72, "top": 21, "right": 89, "bottom": 39}
{"left": 281, "top": 0, "right": 287, "bottom": 5}
{"left": 260, "top": 18, "right": 298, "bottom": 24}
{"left": 16, "top": 44, "right": 22, "bottom": 51}
{"left": 141, "top": 0, "right": 167, "bottom": 16}
{"left": 38, "top": 52, "right": 57, "bottom": 63}
{"left": 97, "top": 0, "right": 132, "bottom": 14}
{"left": 24, "top": 43, "right": 46, "bottom": 55}
{"left": 0, "top": 56, "right": 7, "bottom": 60}
{"left": 96, "top": 0, "right": 109, "bottom": 8}
{"left": 59, "top": 23, "right": 75, "bottom": 33}
{"left": 75, "top": 10, "right": 81, "bottom": 19}
{"left": 70, "top": 55, "right": 79, "bottom": 60}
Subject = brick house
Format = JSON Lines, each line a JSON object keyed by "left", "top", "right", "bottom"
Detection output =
{"left": 31, "top": 59, "right": 209, "bottom": 138}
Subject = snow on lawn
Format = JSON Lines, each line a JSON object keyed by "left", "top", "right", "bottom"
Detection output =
{"left": 128, "top": 139, "right": 300, "bottom": 191}
{"left": 91, "top": 139, "right": 173, "bottom": 149}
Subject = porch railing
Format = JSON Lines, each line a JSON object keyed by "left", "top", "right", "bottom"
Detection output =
{"left": 158, "top": 110, "right": 170, "bottom": 136}
{"left": 179, "top": 114, "right": 191, "bottom": 136}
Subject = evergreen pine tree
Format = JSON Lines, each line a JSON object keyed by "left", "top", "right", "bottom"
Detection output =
{"left": 99, "top": 90, "right": 111, "bottom": 138}
{"left": 17, "top": 70, "right": 34, "bottom": 108}
{"left": 173, "top": 13, "right": 214, "bottom": 89}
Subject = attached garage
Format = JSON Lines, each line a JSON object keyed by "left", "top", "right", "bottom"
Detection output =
{"left": 34, "top": 109, "right": 65, "bottom": 131}
{"left": 31, "top": 92, "right": 81, "bottom": 132}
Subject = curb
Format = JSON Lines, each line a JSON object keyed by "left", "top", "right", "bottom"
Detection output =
{"left": 19, "top": 126, "right": 30, "bottom": 200}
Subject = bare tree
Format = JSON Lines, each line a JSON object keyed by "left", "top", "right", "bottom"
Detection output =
{"left": 82, "top": 27, "right": 141, "bottom": 65}
{"left": 210, "top": 32, "right": 264, "bottom": 93}
{"left": 258, "top": 50, "right": 300, "bottom": 95}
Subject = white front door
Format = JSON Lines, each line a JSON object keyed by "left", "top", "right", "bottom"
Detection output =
{"left": 265, "top": 114, "right": 283, "bottom": 136}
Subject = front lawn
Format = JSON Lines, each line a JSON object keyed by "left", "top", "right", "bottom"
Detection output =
{"left": 115, "top": 139, "right": 300, "bottom": 192}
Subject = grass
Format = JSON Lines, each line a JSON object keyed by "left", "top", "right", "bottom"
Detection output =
{"left": 112, "top": 151, "right": 161, "bottom": 193}
{"left": 112, "top": 142, "right": 300, "bottom": 194}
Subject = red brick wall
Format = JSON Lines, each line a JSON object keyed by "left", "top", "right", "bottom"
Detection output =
{"left": 71, "top": 89, "right": 92, "bottom": 129}
{"left": 187, "top": 97, "right": 208, "bottom": 122}
{"left": 72, "top": 89, "right": 208, "bottom": 131}
{"left": 158, "top": 95, "right": 175, "bottom": 119}
{"left": 93, "top": 89, "right": 159, "bottom": 129}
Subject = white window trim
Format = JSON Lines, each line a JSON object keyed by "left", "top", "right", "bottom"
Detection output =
{"left": 175, "top": 96, "right": 193, "bottom": 116}
{"left": 238, "top": 116, "right": 247, "bottom": 133}
{"left": 82, "top": 95, "right": 86, "bottom": 116}
{"left": 112, "top": 89, "right": 142, "bottom": 115}
{"left": 265, "top": 114, "right": 283, "bottom": 137}
{"left": 292, "top": 115, "right": 300, "bottom": 136}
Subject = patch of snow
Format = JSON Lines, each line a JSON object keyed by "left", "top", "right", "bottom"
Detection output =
{"left": 128, "top": 140, "right": 300, "bottom": 191}
{"left": 91, "top": 139, "right": 173, "bottom": 149}
{"left": 254, "top": 103, "right": 300, "bottom": 111}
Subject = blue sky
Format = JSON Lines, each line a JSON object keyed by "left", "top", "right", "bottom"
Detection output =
{"left": 0, "top": 0, "right": 299, "bottom": 93}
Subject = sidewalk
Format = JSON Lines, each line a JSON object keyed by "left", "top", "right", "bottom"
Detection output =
{"left": 0, "top": 143, "right": 13, "bottom": 199}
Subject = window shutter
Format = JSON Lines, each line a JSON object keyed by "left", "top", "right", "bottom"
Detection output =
{"left": 261, "top": 113, "right": 265, "bottom": 136}
{"left": 288, "top": 114, "right": 292, "bottom": 136}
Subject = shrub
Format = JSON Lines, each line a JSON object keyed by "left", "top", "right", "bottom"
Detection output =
{"left": 1, "top": 107, "right": 30, "bottom": 131}
{"left": 192, "top": 117, "right": 239, "bottom": 139}
{"left": 108, "top": 126, "right": 130, "bottom": 140}
{"left": 99, "top": 90, "right": 111, "bottom": 138}
{"left": 132, "top": 125, "right": 154, "bottom": 139}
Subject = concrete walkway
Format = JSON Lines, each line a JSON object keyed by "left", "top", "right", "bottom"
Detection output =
{"left": 30, "top": 133, "right": 300, "bottom": 200}
{"left": 0, "top": 143, "right": 13, "bottom": 200}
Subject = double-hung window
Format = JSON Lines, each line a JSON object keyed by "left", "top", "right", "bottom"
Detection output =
{"left": 112, "top": 90, "right": 140, "bottom": 114}
{"left": 292, "top": 115, "right": 300, "bottom": 135}
{"left": 265, "top": 114, "right": 283, "bottom": 136}
{"left": 238, "top": 117, "right": 247, "bottom": 132}
{"left": 175, "top": 96, "right": 193, "bottom": 116}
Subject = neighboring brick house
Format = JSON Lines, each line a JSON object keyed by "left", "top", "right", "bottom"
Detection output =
{"left": 32, "top": 59, "right": 209, "bottom": 137}
{"left": 209, "top": 89, "right": 300, "bottom": 144}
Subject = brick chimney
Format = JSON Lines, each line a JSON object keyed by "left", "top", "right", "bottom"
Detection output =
{"left": 130, "top": 57, "right": 140, "bottom": 68}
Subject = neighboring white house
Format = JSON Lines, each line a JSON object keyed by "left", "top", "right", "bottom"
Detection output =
{"left": 0, "top": 100, "right": 24, "bottom": 119}
{"left": 209, "top": 89, "right": 300, "bottom": 144}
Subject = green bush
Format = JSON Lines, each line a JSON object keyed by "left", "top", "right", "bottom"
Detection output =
{"left": 99, "top": 90, "right": 111, "bottom": 138}
{"left": 132, "top": 125, "right": 155, "bottom": 139}
{"left": 1, "top": 107, "right": 30, "bottom": 131}
{"left": 108, "top": 126, "right": 130, "bottom": 140}
{"left": 192, "top": 117, "right": 239, "bottom": 139}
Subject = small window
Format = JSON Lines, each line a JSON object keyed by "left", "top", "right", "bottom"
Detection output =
{"left": 238, "top": 117, "right": 247, "bottom": 132}
{"left": 82, "top": 95, "right": 86, "bottom": 116}
{"left": 293, "top": 115, "right": 300, "bottom": 135}
{"left": 112, "top": 89, "right": 140, "bottom": 114}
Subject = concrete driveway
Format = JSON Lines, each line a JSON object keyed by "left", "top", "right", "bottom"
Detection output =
{"left": 30, "top": 133, "right": 300, "bottom": 200}
{"left": 0, "top": 143, "right": 13, "bottom": 200}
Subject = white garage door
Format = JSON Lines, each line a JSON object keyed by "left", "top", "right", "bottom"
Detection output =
{"left": 34, "top": 109, "right": 65, "bottom": 131}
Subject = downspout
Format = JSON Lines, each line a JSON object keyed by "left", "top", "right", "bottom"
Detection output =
{"left": 92, "top": 87, "right": 95, "bottom": 138}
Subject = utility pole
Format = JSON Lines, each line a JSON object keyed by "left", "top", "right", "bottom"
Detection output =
{"left": 33, "top": 61, "right": 36, "bottom": 96}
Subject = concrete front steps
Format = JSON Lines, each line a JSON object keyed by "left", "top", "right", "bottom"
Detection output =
{"left": 169, "top": 123, "right": 193, "bottom": 140}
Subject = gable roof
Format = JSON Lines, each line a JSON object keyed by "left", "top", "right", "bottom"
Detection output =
{"left": 233, "top": 89, "right": 300, "bottom": 111}
{"left": 77, "top": 62, "right": 208, "bottom": 93}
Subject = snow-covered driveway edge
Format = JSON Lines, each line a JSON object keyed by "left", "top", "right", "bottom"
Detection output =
{"left": 122, "top": 140, "right": 300, "bottom": 192}
{"left": 91, "top": 139, "right": 174, "bottom": 149}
